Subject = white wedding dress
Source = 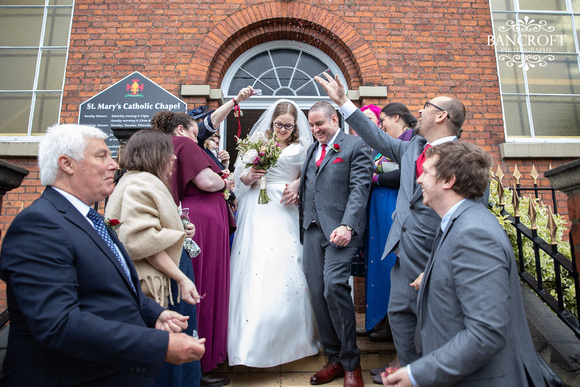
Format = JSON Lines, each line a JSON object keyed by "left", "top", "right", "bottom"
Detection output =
{"left": 228, "top": 143, "right": 321, "bottom": 367}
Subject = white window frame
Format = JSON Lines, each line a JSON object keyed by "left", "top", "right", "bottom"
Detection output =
{"left": 0, "top": 1, "right": 74, "bottom": 142}
{"left": 489, "top": 0, "right": 580, "bottom": 145}
{"left": 221, "top": 40, "right": 347, "bottom": 112}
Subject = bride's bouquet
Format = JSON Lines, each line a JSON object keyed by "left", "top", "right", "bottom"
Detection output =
{"left": 236, "top": 133, "right": 282, "bottom": 204}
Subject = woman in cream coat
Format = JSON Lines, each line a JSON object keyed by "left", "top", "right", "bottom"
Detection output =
{"left": 106, "top": 129, "right": 202, "bottom": 387}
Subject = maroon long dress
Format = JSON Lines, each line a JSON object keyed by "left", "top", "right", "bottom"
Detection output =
{"left": 171, "top": 135, "right": 232, "bottom": 372}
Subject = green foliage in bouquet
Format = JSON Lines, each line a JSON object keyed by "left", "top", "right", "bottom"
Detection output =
{"left": 236, "top": 133, "right": 282, "bottom": 204}
{"left": 488, "top": 176, "right": 576, "bottom": 318}
{"left": 236, "top": 133, "right": 282, "bottom": 170}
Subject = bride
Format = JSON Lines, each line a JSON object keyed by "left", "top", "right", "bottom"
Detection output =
{"left": 228, "top": 99, "right": 320, "bottom": 367}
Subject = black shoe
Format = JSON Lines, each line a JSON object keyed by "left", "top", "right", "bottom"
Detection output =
{"left": 201, "top": 372, "right": 230, "bottom": 387}
{"left": 372, "top": 373, "right": 384, "bottom": 385}
{"left": 370, "top": 363, "right": 387, "bottom": 376}
{"left": 369, "top": 328, "right": 393, "bottom": 342}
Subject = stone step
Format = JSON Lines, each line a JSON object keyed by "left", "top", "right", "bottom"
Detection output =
{"left": 216, "top": 313, "right": 396, "bottom": 386}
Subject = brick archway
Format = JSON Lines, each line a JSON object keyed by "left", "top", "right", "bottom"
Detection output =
{"left": 186, "top": 2, "right": 382, "bottom": 89}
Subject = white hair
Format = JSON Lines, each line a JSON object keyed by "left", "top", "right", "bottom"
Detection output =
{"left": 38, "top": 124, "right": 108, "bottom": 186}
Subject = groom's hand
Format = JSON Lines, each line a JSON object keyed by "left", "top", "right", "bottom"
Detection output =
{"left": 330, "top": 225, "right": 352, "bottom": 247}
{"left": 281, "top": 179, "right": 300, "bottom": 206}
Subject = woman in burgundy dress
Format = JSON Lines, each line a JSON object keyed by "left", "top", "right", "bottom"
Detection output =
{"left": 151, "top": 111, "right": 233, "bottom": 387}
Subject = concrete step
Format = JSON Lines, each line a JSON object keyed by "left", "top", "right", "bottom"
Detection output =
{"left": 216, "top": 313, "right": 396, "bottom": 386}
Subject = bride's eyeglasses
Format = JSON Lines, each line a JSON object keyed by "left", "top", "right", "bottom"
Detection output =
{"left": 273, "top": 122, "right": 294, "bottom": 130}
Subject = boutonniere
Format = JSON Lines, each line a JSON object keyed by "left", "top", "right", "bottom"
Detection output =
{"left": 330, "top": 143, "right": 341, "bottom": 154}
{"left": 105, "top": 218, "right": 122, "bottom": 231}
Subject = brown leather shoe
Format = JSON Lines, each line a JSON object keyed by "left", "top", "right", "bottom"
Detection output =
{"left": 310, "top": 362, "right": 345, "bottom": 385}
{"left": 343, "top": 367, "right": 363, "bottom": 387}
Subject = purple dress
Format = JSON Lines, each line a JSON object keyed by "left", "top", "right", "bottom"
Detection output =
{"left": 171, "top": 136, "right": 232, "bottom": 372}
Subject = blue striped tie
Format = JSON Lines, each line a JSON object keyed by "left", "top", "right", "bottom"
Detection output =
{"left": 87, "top": 208, "right": 136, "bottom": 293}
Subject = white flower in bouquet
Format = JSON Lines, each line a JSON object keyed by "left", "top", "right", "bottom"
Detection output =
{"left": 241, "top": 149, "right": 259, "bottom": 165}
{"left": 235, "top": 133, "right": 282, "bottom": 204}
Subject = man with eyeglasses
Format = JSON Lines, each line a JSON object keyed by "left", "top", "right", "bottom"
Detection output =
{"left": 315, "top": 73, "right": 484, "bottom": 379}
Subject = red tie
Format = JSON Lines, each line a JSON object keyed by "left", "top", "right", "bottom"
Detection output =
{"left": 316, "top": 144, "right": 327, "bottom": 168}
{"left": 416, "top": 144, "right": 432, "bottom": 178}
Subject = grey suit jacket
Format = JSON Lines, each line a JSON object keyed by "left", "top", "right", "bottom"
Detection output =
{"left": 345, "top": 109, "right": 440, "bottom": 278}
{"left": 299, "top": 130, "right": 373, "bottom": 247}
{"left": 411, "top": 200, "right": 543, "bottom": 386}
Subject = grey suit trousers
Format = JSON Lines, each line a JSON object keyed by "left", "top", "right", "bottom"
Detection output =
{"left": 388, "top": 263, "right": 421, "bottom": 366}
{"left": 303, "top": 223, "right": 360, "bottom": 371}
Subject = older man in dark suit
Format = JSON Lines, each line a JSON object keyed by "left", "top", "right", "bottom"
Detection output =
{"left": 299, "top": 101, "right": 373, "bottom": 387}
{"left": 383, "top": 141, "right": 543, "bottom": 386}
{"left": 0, "top": 124, "right": 205, "bottom": 386}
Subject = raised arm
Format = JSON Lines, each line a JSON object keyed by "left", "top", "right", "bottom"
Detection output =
{"left": 315, "top": 72, "right": 412, "bottom": 164}
{"left": 210, "top": 86, "right": 255, "bottom": 128}
{"left": 197, "top": 86, "right": 255, "bottom": 144}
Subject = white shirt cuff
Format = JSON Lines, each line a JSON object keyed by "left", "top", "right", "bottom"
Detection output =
{"left": 407, "top": 364, "right": 419, "bottom": 387}
{"left": 203, "top": 116, "right": 216, "bottom": 132}
{"left": 338, "top": 100, "right": 357, "bottom": 119}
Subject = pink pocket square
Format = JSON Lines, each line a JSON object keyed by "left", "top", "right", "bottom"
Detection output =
{"left": 333, "top": 157, "right": 344, "bottom": 164}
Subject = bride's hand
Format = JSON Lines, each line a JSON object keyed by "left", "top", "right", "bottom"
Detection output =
{"left": 240, "top": 167, "right": 266, "bottom": 186}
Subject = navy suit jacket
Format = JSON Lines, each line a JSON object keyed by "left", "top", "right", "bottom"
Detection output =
{"left": 0, "top": 186, "right": 169, "bottom": 387}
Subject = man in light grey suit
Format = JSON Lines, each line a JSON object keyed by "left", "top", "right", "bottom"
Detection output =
{"left": 315, "top": 73, "right": 470, "bottom": 371}
{"left": 383, "top": 141, "right": 543, "bottom": 386}
{"left": 298, "top": 101, "right": 373, "bottom": 387}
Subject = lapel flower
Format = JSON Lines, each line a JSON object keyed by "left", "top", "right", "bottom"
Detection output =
{"left": 105, "top": 218, "right": 122, "bottom": 231}
{"left": 331, "top": 143, "right": 341, "bottom": 153}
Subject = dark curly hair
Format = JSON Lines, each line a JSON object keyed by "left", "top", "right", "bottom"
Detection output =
{"left": 150, "top": 111, "right": 195, "bottom": 135}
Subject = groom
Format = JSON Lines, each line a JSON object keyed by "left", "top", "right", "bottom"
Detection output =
{"left": 299, "top": 101, "right": 373, "bottom": 387}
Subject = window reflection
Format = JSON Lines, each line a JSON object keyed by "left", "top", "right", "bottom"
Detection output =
{"left": 531, "top": 96, "right": 580, "bottom": 137}
{"left": 519, "top": 0, "right": 566, "bottom": 12}
{"left": 490, "top": 2, "right": 580, "bottom": 138}
{"left": 0, "top": 2, "right": 73, "bottom": 136}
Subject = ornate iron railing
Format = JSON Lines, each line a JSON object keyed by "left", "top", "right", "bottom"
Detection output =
{"left": 490, "top": 165, "right": 579, "bottom": 338}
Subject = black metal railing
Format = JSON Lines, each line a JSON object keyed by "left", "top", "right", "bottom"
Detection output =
{"left": 490, "top": 166, "right": 580, "bottom": 339}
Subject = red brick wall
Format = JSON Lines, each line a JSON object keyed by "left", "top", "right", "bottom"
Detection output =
{"left": 0, "top": 159, "right": 42, "bottom": 241}
{"left": 0, "top": 0, "right": 575, "bottom": 310}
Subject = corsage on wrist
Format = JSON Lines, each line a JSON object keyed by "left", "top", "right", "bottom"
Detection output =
{"left": 220, "top": 173, "right": 231, "bottom": 200}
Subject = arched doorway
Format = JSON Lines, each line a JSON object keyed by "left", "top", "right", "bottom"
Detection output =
{"left": 220, "top": 41, "right": 347, "bottom": 162}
